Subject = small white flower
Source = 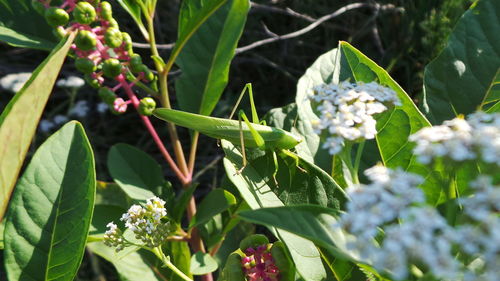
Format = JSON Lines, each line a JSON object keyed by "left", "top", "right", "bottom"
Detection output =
{"left": 39, "top": 119, "right": 55, "bottom": 133}
{"left": 69, "top": 100, "right": 89, "bottom": 118}
{"left": 53, "top": 115, "right": 69, "bottom": 125}
{"left": 0, "top": 72, "right": 31, "bottom": 93}
{"left": 97, "top": 102, "right": 108, "bottom": 113}
{"left": 56, "top": 76, "right": 85, "bottom": 89}
{"left": 310, "top": 81, "right": 400, "bottom": 155}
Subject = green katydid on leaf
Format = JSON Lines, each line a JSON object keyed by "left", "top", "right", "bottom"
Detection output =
{"left": 423, "top": 0, "right": 500, "bottom": 124}
{"left": 0, "top": 32, "right": 75, "bottom": 222}
{"left": 4, "top": 121, "right": 96, "bottom": 281}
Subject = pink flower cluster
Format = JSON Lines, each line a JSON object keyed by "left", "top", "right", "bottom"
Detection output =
{"left": 241, "top": 245, "right": 280, "bottom": 281}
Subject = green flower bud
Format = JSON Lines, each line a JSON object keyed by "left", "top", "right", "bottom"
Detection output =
{"left": 84, "top": 74, "right": 101, "bottom": 89}
{"left": 31, "top": 0, "right": 46, "bottom": 16}
{"left": 98, "top": 87, "right": 117, "bottom": 105}
{"left": 139, "top": 65, "right": 155, "bottom": 82}
{"left": 219, "top": 253, "right": 245, "bottom": 281}
{"left": 52, "top": 26, "right": 67, "bottom": 39}
{"left": 99, "top": 1, "right": 113, "bottom": 21}
{"left": 239, "top": 234, "right": 269, "bottom": 252}
{"left": 104, "top": 28, "right": 123, "bottom": 48}
{"left": 108, "top": 18, "right": 119, "bottom": 28}
{"left": 102, "top": 58, "right": 123, "bottom": 78}
{"left": 73, "top": 1, "right": 97, "bottom": 25}
{"left": 129, "top": 54, "right": 143, "bottom": 73}
{"left": 75, "top": 58, "right": 97, "bottom": 74}
{"left": 44, "top": 7, "right": 69, "bottom": 27}
{"left": 121, "top": 32, "right": 133, "bottom": 54}
{"left": 75, "top": 30, "right": 97, "bottom": 51}
{"left": 271, "top": 241, "right": 295, "bottom": 281}
{"left": 138, "top": 97, "right": 156, "bottom": 116}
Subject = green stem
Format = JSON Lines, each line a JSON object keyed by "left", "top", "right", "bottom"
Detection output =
{"left": 445, "top": 174, "right": 457, "bottom": 226}
{"left": 342, "top": 142, "right": 359, "bottom": 184}
{"left": 152, "top": 247, "right": 193, "bottom": 281}
{"left": 353, "top": 141, "right": 365, "bottom": 179}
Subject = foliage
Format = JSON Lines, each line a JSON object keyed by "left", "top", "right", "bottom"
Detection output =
{"left": 0, "top": 0, "right": 498, "bottom": 280}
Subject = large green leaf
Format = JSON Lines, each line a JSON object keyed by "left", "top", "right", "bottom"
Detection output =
{"left": 189, "top": 189, "right": 236, "bottom": 229}
{"left": 175, "top": 0, "right": 249, "bottom": 115}
{"left": 87, "top": 242, "right": 168, "bottom": 281}
{"left": 222, "top": 140, "right": 328, "bottom": 281}
{"left": 423, "top": 0, "right": 500, "bottom": 123}
{"left": 107, "top": 143, "right": 166, "bottom": 201}
{"left": 0, "top": 33, "right": 75, "bottom": 221}
{"left": 0, "top": 0, "right": 56, "bottom": 49}
{"left": 238, "top": 205, "right": 354, "bottom": 261}
{"left": 4, "top": 121, "right": 96, "bottom": 281}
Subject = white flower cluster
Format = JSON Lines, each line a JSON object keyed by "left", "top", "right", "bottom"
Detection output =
{"left": 103, "top": 222, "right": 125, "bottom": 251}
{"left": 338, "top": 165, "right": 425, "bottom": 250}
{"left": 104, "top": 196, "right": 173, "bottom": 251}
{"left": 309, "top": 81, "right": 401, "bottom": 155}
{"left": 56, "top": 76, "right": 85, "bottom": 89}
{"left": 336, "top": 166, "right": 500, "bottom": 280}
{"left": 119, "top": 196, "right": 171, "bottom": 248}
{"left": 456, "top": 176, "right": 500, "bottom": 280}
{"left": 410, "top": 112, "right": 500, "bottom": 165}
{"left": 0, "top": 72, "right": 31, "bottom": 93}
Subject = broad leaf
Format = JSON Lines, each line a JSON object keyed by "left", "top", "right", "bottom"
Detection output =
{"left": 238, "top": 205, "right": 356, "bottom": 262}
{"left": 88, "top": 242, "right": 168, "bottom": 281}
{"left": 222, "top": 140, "right": 328, "bottom": 281}
{"left": 0, "top": 33, "right": 75, "bottom": 221}
{"left": 190, "top": 252, "right": 218, "bottom": 275}
{"left": 107, "top": 143, "right": 165, "bottom": 201}
{"left": 189, "top": 189, "right": 236, "bottom": 229}
{"left": 89, "top": 204, "right": 126, "bottom": 239}
{"left": 423, "top": 0, "right": 500, "bottom": 123}
{"left": 4, "top": 121, "right": 96, "bottom": 281}
{"left": 175, "top": 0, "right": 249, "bottom": 115}
{"left": 0, "top": 0, "right": 56, "bottom": 49}
{"left": 166, "top": 0, "right": 227, "bottom": 72}
{"left": 116, "top": 0, "right": 148, "bottom": 40}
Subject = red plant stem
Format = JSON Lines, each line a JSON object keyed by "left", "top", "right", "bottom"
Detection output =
{"left": 117, "top": 75, "right": 189, "bottom": 184}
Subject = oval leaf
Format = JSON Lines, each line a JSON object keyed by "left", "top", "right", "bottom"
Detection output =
{"left": 4, "top": 121, "right": 96, "bottom": 281}
{"left": 190, "top": 251, "right": 218, "bottom": 275}
{"left": 0, "top": 33, "right": 75, "bottom": 221}
{"left": 423, "top": 0, "right": 500, "bottom": 123}
{"left": 175, "top": 0, "right": 249, "bottom": 115}
{"left": 107, "top": 143, "right": 165, "bottom": 201}
{"left": 189, "top": 189, "right": 236, "bottom": 229}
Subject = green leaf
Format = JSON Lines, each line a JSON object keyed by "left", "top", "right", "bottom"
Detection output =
{"left": 107, "top": 143, "right": 165, "bottom": 201}
{"left": 238, "top": 205, "right": 355, "bottom": 261}
{"left": 175, "top": 0, "right": 249, "bottom": 115}
{"left": 0, "top": 220, "right": 4, "bottom": 249}
{"left": 116, "top": 0, "right": 148, "bottom": 40}
{"left": 222, "top": 140, "right": 328, "bottom": 281}
{"left": 95, "top": 181, "right": 132, "bottom": 210}
{"left": 89, "top": 204, "right": 126, "bottom": 238}
{"left": 166, "top": 0, "right": 227, "bottom": 72}
{"left": 0, "top": 0, "right": 56, "bottom": 49}
{"left": 163, "top": 241, "right": 193, "bottom": 281}
{"left": 0, "top": 33, "right": 75, "bottom": 221}
{"left": 87, "top": 242, "right": 168, "bottom": 281}
{"left": 4, "top": 121, "right": 96, "bottom": 281}
{"left": 171, "top": 183, "right": 198, "bottom": 223}
{"left": 295, "top": 48, "right": 340, "bottom": 172}
{"left": 190, "top": 251, "right": 218, "bottom": 275}
{"left": 189, "top": 189, "right": 236, "bottom": 229}
{"left": 423, "top": 0, "right": 500, "bottom": 123}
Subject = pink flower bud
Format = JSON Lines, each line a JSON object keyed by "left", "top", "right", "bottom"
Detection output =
{"left": 113, "top": 98, "right": 128, "bottom": 113}
{"left": 241, "top": 244, "right": 280, "bottom": 281}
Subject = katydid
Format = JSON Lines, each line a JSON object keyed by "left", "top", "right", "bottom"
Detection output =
{"left": 153, "top": 83, "right": 304, "bottom": 182}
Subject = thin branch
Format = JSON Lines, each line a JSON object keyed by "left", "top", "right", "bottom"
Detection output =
{"left": 250, "top": 1, "right": 316, "bottom": 22}
{"left": 235, "top": 2, "right": 377, "bottom": 54}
